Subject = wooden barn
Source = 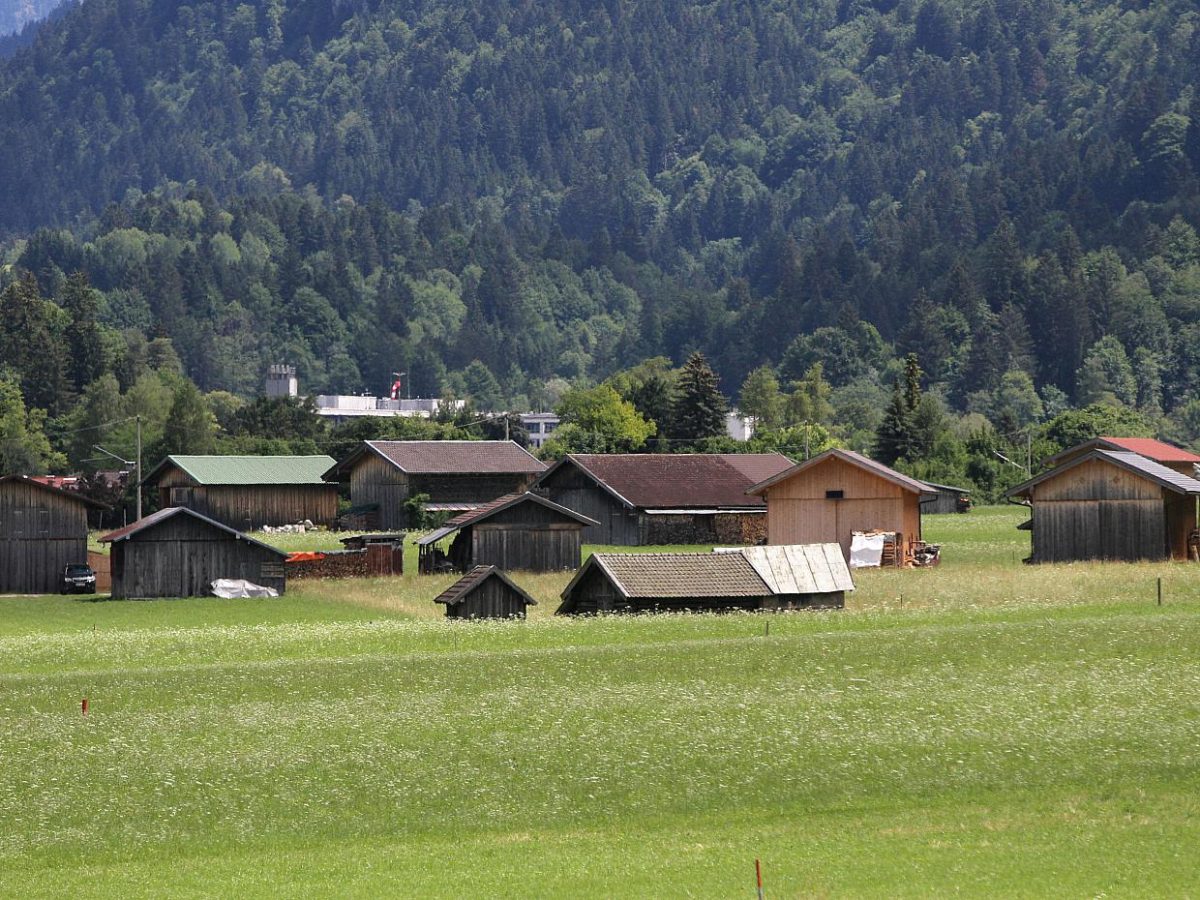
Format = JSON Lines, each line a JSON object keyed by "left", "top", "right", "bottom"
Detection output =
{"left": 416, "top": 492, "right": 598, "bottom": 574}
{"left": 322, "top": 441, "right": 546, "bottom": 530}
{"left": 100, "top": 507, "right": 288, "bottom": 599}
{"left": 143, "top": 455, "right": 337, "bottom": 530}
{"left": 746, "top": 449, "right": 936, "bottom": 560}
{"left": 921, "top": 482, "right": 972, "bottom": 514}
{"left": 533, "top": 453, "right": 793, "bottom": 546}
{"left": 1042, "top": 436, "right": 1200, "bottom": 476}
{"left": 433, "top": 566, "right": 537, "bottom": 619}
{"left": 0, "top": 476, "right": 107, "bottom": 595}
{"left": 556, "top": 544, "right": 853, "bottom": 615}
{"left": 1007, "top": 449, "right": 1200, "bottom": 563}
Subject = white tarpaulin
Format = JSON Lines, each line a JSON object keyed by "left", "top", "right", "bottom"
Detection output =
{"left": 849, "top": 532, "right": 887, "bottom": 569}
{"left": 211, "top": 579, "right": 279, "bottom": 598}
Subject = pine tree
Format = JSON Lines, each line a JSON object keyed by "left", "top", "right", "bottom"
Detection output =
{"left": 61, "top": 272, "right": 106, "bottom": 392}
{"left": 160, "top": 379, "right": 216, "bottom": 455}
{"left": 874, "top": 380, "right": 912, "bottom": 465}
{"left": 670, "top": 351, "right": 727, "bottom": 442}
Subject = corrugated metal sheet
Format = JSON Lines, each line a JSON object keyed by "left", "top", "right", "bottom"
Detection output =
{"left": 1045, "top": 436, "right": 1200, "bottom": 466}
{"left": 151, "top": 455, "right": 335, "bottom": 486}
{"left": 738, "top": 544, "right": 855, "bottom": 594}
{"left": 556, "top": 453, "right": 793, "bottom": 509}
{"left": 367, "top": 441, "right": 546, "bottom": 475}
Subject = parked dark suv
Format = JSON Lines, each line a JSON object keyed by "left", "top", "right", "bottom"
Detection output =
{"left": 62, "top": 564, "right": 97, "bottom": 594}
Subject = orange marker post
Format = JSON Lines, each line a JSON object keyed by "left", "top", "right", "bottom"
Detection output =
{"left": 755, "top": 858, "right": 764, "bottom": 900}
{"left": 82, "top": 698, "right": 89, "bottom": 717}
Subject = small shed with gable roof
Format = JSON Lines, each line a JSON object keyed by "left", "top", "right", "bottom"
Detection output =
{"left": 0, "top": 475, "right": 108, "bottom": 594}
{"left": 416, "top": 492, "right": 598, "bottom": 574}
{"left": 100, "top": 507, "right": 288, "bottom": 598}
{"left": 557, "top": 543, "right": 852, "bottom": 615}
{"left": 1007, "top": 449, "right": 1200, "bottom": 562}
{"left": 433, "top": 566, "right": 537, "bottom": 619}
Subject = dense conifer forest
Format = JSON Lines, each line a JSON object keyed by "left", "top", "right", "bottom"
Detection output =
{"left": 2, "top": 0, "right": 1200, "bottom": 502}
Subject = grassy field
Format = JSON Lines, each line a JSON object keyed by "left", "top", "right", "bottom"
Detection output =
{"left": 3, "top": 507, "right": 1199, "bottom": 896}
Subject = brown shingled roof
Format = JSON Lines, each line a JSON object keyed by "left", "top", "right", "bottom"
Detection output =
{"left": 324, "top": 440, "right": 546, "bottom": 480}
{"left": 432, "top": 566, "right": 537, "bottom": 607}
{"left": 582, "top": 552, "right": 771, "bottom": 599}
{"left": 543, "top": 453, "right": 793, "bottom": 509}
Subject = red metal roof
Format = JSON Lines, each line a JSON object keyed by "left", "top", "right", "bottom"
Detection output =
{"left": 551, "top": 453, "right": 794, "bottom": 509}
{"left": 1097, "top": 437, "right": 1200, "bottom": 464}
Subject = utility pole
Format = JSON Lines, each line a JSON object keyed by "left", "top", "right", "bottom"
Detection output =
{"left": 136, "top": 415, "right": 143, "bottom": 521}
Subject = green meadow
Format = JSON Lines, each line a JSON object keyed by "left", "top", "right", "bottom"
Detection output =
{"left": 2, "top": 507, "right": 1199, "bottom": 897}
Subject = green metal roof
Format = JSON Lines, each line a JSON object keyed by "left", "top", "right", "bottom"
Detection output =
{"left": 148, "top": 455, "right": 336, "bottom": 486}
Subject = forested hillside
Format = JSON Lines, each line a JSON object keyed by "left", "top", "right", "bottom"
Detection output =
{"left": 2, "top": 0, "right": 1200, "bottom": 492}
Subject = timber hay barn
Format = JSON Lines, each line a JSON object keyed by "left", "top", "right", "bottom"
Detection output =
{"left": 0, "top": 475, "right": 107, "bottom": 594}
{"left": 433, "top": 566, "right": 537, "bottom": 619}
{"left": 1041, "top": 436, "right": 1200, "bottom": 475}
{"left": 142, "top": 455, "right": 337, "bottom": 530}
{"left": 416, "top": 492, "right": 598, "bottom": 574}
{"left": 533, "top": 453, "right": 793, "bottom": 546}
{"left": 556, "top": 543, "right": 852, "bottom": 615}
{"left": 1008, "top": 448, "right": 1200, "bottom": 563}
{"left": 100, "top": 507, "right": 288, "bottom": 599}
{"left": 746, "top": 449, "right": 935, "bottom": 563}
{"left": 921, "top": 482, "right": 972, "bottom": 514}
{"left": 322, "top": 441, "right": 546, "bottom": 530}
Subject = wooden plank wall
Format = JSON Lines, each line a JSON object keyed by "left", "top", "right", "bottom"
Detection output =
{"left": 156, "top": 466, "right": 338, "bottom": 528}
{"left": 470, "top": 523, "right": 582, "bottom": 572}
{"left": 1030, "top": 459, "right": 1176, "bottom": 562}
{"left": 111, "top": 515, "right": 285, "bottom": 598}
{"left": 350, "top": 454, "right": 408, "bottom": 530}
{"left": 0, "top": 481, "right": 91, "bottom": 593}
{"left": 446, "top": 578, "right": 530, "bottom": 619}
{"left": 762, "top": 457, "right": 919, "bottom": 557}
{"left": 537, "top": 465, "right": 640, "bottom": 544}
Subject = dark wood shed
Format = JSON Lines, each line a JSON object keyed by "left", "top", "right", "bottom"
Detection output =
{"left": 533, "top": 453, "right": 793, "bottom": 546}
{"left": 433, "top": 565, "right": 537, "bottom": 619}
{"left": 556, "top": 544, "right": 853, "bottom": 615}
{"left": 921, "top": 482, "right": 972, "bottom": 514}
{"left": 142, "top": 455, "right": 337, "bottom": 530}
{"left": 0, "top": 476, "right": 107, "bottom": 594}
{"left": 100, "top": 507, "right": 288, "bottom": 599}
{"left": 323, "top": 441, "right": 546, "bottom": 530}
{"left": 416, "top": 492, "right": 598, "bottom": 574}
{"left": 1007, "top": 449, "right": 1200, "bottom": 563}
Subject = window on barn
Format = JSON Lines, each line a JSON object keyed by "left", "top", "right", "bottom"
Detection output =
{"left": 170, "top": 487, "right": 193, "bottom": 505}
{"left": 825, "top": 490, "right": 844, "bottom": 499}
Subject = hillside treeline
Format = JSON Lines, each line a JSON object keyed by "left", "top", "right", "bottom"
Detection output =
{"left": 2, "top": 0, "right": 1200, "bottom": 493}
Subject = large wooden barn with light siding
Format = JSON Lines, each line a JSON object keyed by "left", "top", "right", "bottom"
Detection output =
{"left": 323, "top": 441, "right": 546, "bottom": 530}
{"left": 100, "top": 507, "right": 288, "bottom": 599}
{"left": 143, "top": 455, "right": 337, "bottom": 530}
{"left": 746, "top": 449, "right": 935, "bottom": 559}
{"left": 0, "top": 476, "right": 106, "bottom": 594}
{"left": 1008, "top": 449, "right": 1200, "bottom": 562}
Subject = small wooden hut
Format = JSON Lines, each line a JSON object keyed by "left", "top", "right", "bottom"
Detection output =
{"left": 746, "top": 449, "right": 935, "bottom": 561}
{"left": 0, "top": 475, "right": 107, "bottom": 594}
{"left": 142, "top": 455, "right": 337, "bottom": 530}
{"left": 556, "top": 544, "right": 852, "bottom": 615}
{"left": 433, "top": 566, "right": 537, "bottom": 619}
{"left": 416, "top": 492, "right": 598, "bottom": 574}
{"left": 322, "top": 441, "right": 546, "bottom": 530}
{"left": 921, "top": 482, "right": 972, "bottom": 514}
{"left": 1007, "top": 449, "right": 1200, "bottom": 562}
{"left": 100, "top": 507, "right": 288, "bottom": 599}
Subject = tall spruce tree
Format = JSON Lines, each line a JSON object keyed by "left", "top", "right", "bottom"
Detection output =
{"left": 670, "top": 351, "right": 727, "bottom": 443}
{"left": 61, "top": 272, "right": 106, "bottom": 392}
